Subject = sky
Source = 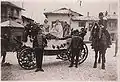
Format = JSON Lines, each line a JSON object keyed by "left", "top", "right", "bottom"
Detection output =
{"left": 3, "top": 0, "right": 118, "bottom": 23}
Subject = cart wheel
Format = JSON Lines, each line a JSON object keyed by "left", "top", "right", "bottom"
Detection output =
{"left": 16, "top": 46, "right": 30, "bottom": 59}
{"left": 68, "top": 43, "right": 88, "bottom": 64}
{"left": 18, "top": 48, "right": 36, "bottom": 70}
{"left": 57, "top": 51, "right": 69, "bottom": 61}
{"left": 78, "top": 43, "right": 88, "bottom": 64}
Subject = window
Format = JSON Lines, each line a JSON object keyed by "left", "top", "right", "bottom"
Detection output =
{"left": 78, "top": 21, "right": 85, "bottom": 27}
{"left": 1, "top": 7, "right": 7, "bottom": 17}
{"left": 16, "top": 9, "right": 19, "bottom": 17}
{"left": 11, "top": 8, "right": 14, "bottom": 17}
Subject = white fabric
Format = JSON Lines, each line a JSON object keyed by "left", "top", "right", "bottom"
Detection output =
{"left": 23, "top": 36, "right": 33, "bottom": 48}
{"left": 50, "top": 22, "right": 63, "bottom": 38}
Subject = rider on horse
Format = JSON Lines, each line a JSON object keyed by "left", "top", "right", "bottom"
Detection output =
{"left": 91, "top": 12, "right": 112, "bottom": 49}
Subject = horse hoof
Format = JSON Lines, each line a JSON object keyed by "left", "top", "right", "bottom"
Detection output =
{"left": 102, "top": 64, "right": 105, "bottom": 69}
{"left": 101, "top": 67, "right": 105, "bottom": 69}
{"left": 93, "top": 65, "right": 97, "bottom": 68}
{"left": 98, "top": 61, "right": 101, "bottom": 64}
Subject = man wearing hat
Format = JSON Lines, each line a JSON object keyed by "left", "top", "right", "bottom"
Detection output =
{"left": 34, "top": 29, "right": 47, "bottom": 72}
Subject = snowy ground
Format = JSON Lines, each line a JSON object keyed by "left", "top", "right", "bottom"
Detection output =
{"left": 1, "top": 43, "right": 119, "bottom": 81}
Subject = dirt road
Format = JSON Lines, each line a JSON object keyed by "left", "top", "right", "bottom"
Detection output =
{"left": 1, "top": 44, "right": 118, "bottom": 81}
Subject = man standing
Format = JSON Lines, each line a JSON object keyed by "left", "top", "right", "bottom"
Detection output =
{"left": 34, "top": 29, "right": 47, "bottom": 72}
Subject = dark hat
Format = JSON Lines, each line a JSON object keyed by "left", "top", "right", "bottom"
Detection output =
{"left": 44, "top": 19, "right": 48, "bottom": 22}
{"left": 99, "top": 12, "right": 104, "bottom": 16}
{"left": 72, "top": 30, "right": 79, "bottom": 36}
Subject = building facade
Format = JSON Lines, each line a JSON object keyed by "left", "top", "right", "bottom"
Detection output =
{"left": 44, "top": 8, "right": 118, "bottom": 41}
{"left": 1, "top": 1, "right": 25, "bottom": 44}
{"left": 1, "top": 1, "right": 24, "bottom": 23}
{"left": 44, "top": 7, "right": 83, "bottom": 30}
{"left": 106, "top": 14, "right": 118, "bottom": 41}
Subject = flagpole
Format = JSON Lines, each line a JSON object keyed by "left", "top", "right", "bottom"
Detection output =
{"left": 109, "top": 4, "right": 110, "bottom": 15}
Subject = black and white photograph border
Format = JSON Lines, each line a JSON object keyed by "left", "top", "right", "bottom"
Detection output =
{"left": 0, "top": 0, "right": 120, "bottom": 81}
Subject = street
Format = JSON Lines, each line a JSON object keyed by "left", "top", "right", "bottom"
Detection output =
{"left": 1, "top": 43, "right": 118, "bottom": 81}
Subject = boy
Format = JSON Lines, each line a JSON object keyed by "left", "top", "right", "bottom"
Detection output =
{"left": 59, "top": 30, "right": 83, "bottom": 68}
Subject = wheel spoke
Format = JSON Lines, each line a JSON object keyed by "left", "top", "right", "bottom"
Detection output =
{"left": 18, "top": 48, "right": 36, "bottom": 70}
{"left": 78, "top": 44, "right": 88, "bottom": 64}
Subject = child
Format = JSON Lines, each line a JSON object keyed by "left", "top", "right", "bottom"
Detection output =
{"left": 59, "top": 30, "right": 83, "bottom": 68}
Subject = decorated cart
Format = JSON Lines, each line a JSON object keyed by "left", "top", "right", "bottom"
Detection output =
{"left": 17, "top": 20, "right": 88, "bottom": 70}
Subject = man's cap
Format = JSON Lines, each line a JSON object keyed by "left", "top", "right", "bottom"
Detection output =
{"left": 44, "top": 19, "right": 48, "bottom": 22}
{"left": 72, "top": 30, "right": 79, "bottom": 35}
{"left": 99, "top": 12, "right": 104, "bottom": 16}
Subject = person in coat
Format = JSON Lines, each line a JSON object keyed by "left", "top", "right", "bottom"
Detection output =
{"left": 34, "top": 29, "right": 47, "bottom": 72}
{"left": 58, "top": 30, "right": 83, "bottom": 68}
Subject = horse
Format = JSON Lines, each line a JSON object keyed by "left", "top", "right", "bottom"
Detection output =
{"left": 91, "top": 22, "right": 108, "bottom": 69}
{"left": 1, "top": 34, "right": 23, "bottom": 66}
{"left": 1, "top": 34, "right": 9, "bottom": 64}
{"left": 23, "top": 22, "right": 41, "bottom": 43}
{"left": 22, "top": 22, "right": 48, "bottom": 49}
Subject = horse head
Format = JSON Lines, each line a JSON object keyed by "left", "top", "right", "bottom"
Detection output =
{"left": 91, "top": 22, "right": 107, "bottom": 49}
{"left": 23, "top": 23, "right": 40, "bottom": 43}
{"left": 91, "top": 22, "right": 101, "bottom": 39}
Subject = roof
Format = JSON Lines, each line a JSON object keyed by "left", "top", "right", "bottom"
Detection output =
{"left": 22, "top": 15, "right": 34, "bottom": 21}
{"left": 1, "top": 1, "right": 25, "bottom": 10}
{"left": 1, "top": 20, "right": 24, "bottom": 28}
{"left": 72, "top": 16, "right": 99, "bottom": 21}
{"left": 72, "top": 15, "right": 118, "bottom": 21}
{"left": 44, "top": 7, "right": 83, "bottom": 16}
{"left": 106, "top": 15, "right": 118, "bottom": 19}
